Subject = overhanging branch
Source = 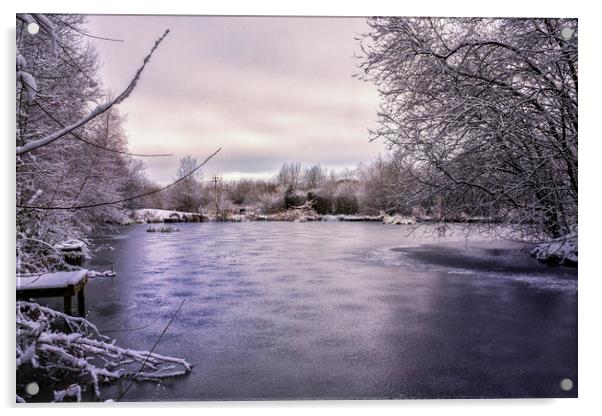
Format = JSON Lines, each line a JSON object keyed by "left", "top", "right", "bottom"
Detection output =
{"left": 16, "top": 29, "right": 170, "bottom": 156}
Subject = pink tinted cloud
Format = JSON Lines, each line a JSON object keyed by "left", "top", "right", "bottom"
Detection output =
{"left": 87, "top": 15, "right": 384, "bottom": 183}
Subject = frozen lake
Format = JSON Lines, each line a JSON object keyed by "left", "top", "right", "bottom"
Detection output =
{"left": 82, "top": 222, "right": 577, "bottom": 400}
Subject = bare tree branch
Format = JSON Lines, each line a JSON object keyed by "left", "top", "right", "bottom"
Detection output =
{"left": 33, "top": 98, "right": 173, "bottom": 158}
{"left": 16, "top": 29, "right": 170, "bottom": 156}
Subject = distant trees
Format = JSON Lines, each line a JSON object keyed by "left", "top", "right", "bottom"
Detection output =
{"left": 283, "top": 184, "right": 305, "bottom": 209}
{"left": 228, "top": 180, "right": 261, "bottom": 206}
{"left": 277, "top": 162, "right": 302, "bottom": 189}
{"left": 276, "top": 163, "right": 361, "bottom": 214}
{"left": 122, "top": 159, "right": 164, "bottom": 209}
{"left": 359, "top": 155, "right": 410, "bottom": 215}
{"left": 167, "top": 156, "right": 203, "bottom": 212}
{"left": 359, "top": 17, "right": 577, "bottom": 239}
{"left": 303, "top": 164, "right": 326, "bottom": 189}
{"left": 333, "top": 180, "right": 360, "bottom": 215}
{"left": 133, "top": 161, "right": 367, "bottom": 216}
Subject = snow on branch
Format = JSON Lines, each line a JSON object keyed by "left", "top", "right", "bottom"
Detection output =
{"left": 16, "top": 29, "right": 170, "bottom": 156}
{"left": 32, "top": 14, "right": 58, "bottom": 58}
{"left": 16, "top": 53, "right": 37, "bottom": 104}
{"left": 55, "top": 15, "right": 124, "bottom": 42}
{"left": 17, "top": 14, "right": 58, "bottom": 57}
{"left": 16, "top": 301, "right": 191, "bottom": 402}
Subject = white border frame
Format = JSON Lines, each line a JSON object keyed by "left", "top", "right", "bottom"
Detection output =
{"left": 3, "top": 1, "right": 600, "bottom": 415}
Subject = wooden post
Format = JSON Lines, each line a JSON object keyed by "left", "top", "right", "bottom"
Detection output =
{"left": 77, "top": 289, "right": 85, "bottom": 317}
{"left": 64, "top": 295, "right": 72, "bottom": 315}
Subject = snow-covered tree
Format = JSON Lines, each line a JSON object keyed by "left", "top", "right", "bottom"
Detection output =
{"left": 167, "top": 156, "right": 203, "bottom": 212}
{"left": 15, "top": 15, "right": 198, "bottom": 402}
{"left": 277, "top": 162, "right": 302, "bottom": 189}
{"left": 303, "top": 164, "right": 326, "bottom": 190}
{"left": 359, "top": 17, "right": 578, "bottom": 240}
{"left": 16, "top": 14, "right": 174, "bottom": 272}
{"left": 17, "top": 15, "right": 108, "bottom": 272}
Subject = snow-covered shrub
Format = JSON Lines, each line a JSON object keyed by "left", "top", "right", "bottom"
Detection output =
{"left": 383, "top": 214, "right": 416, "bottom": 225}
{"left": 53, "top": 384, "right": 82, "bottom": 402}
{"left": 17, "top": 237, "right": 75, "bottom": 274}
{"left": 16, "top": 301, "right": 191, "bottom": 402}
{"left": 531, "top": 234, "right": 578, "bottom": 266}
{"left": 307, "top": 189, "right": 332, "bottom": 215}
{"left": 258, "top": 192, "right": 283, "bottom": 214}
{"left": 268, "top": 201, "right": 319, "bottom": 222}
{"left": 284, "top": 185, "right": 306, "bottom": 209}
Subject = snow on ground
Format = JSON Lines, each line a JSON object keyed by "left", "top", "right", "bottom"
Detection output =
{"left": 146, "top": 225, "right": 180, "bottom": 232}
{"left": 382, "top": 214, "right": 417, "bottom": 225}
{"left": 129, "top": 209, "right": 204, "bottom": 224}
{"left": 54, "top": 239, "right": 85, "bottom": 251}
{"left": 53, "top": 239, "right": 89, "bottom": 265}
{"left": 53, "top": 384, "right": 82, "bottom": 402}
{"left": 321, "top": 215, "right": 339, "bottom": 222}
{"left": 88, "top": 270, "right": 116, "bottom": 278}
{"left": 531, "top": 233, "right": 577, "bottom": 266}
{"left": 127, "top": 208, "right": 499, "bottom": 225}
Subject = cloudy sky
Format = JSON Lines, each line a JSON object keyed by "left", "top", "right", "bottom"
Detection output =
{"left": 86, "top": 15, "right": 384, "bottom": 183}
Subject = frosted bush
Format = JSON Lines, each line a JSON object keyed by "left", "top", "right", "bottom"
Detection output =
{"left": 16, "top": 301, "right": 191, "bottom": 402}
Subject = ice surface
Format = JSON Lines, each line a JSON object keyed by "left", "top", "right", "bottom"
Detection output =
{"left": 83, "top": 222, "right": 577, "bottom": 400}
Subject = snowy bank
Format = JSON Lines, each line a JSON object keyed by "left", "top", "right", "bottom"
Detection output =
{"left": 126, "top": 208, "right": 501, "bottom": 225}
{"left": 265, "top": 203, "right": 320, "bottom": 222}
{"left": 53, "top": 239, "right": 89, "bottom": 266}
{"left": 531, "top": 234, "right": 577, "bottom": 266}
{"left": 383, "top": 214, "right": 417, "bottom": 225}
{"left": 128, "top": 209, "right": 206, "bottom": 224}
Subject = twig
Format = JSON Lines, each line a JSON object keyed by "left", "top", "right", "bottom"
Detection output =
{"left": 55, "top": 16, "right": 124, "bottom": 42}
{"left": 33, "top": 98, "right": 173, "bottom": 157}
{"left": 117, "top": 299, "right": 186, "bottom": 401}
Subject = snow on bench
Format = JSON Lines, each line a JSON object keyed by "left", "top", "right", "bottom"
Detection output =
{"left": 17, "top": 270, "right": 89, "bottom": 316}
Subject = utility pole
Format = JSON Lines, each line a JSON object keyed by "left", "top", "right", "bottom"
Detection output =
{"left": 212, "top": 175, "right": 221, "bottom": 217}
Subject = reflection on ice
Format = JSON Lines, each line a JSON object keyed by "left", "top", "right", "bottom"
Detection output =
{"left": 363, "top": 243, "right": 577, "bottom": 293}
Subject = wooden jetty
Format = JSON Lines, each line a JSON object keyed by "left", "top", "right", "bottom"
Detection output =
{"left": 17, "top": 270, "right": 89, "bottom": 317}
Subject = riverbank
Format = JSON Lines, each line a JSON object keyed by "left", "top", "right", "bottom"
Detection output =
{"left": 531, "top": 233, "right": 578, "bottom": 266}
{"left": 120, "top": 209, "right": 577, "bottom": 266}
{"left": 123, "top": 208, "right": 487, "bottom": 226}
